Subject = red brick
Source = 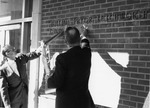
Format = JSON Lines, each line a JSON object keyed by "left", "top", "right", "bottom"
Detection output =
{"left": 120, "top": 94, "right": 130, "bottom": 100}
{"left": 131, "top": 61, "right": 146, "bottom": 67}
{"left": 106, "top": 28, "right": 118, "bottom": 32}
{"left": 125, "top": 32, "right": 139, "bottom": 37}
{"left": 120, "top": 5, "right": 133, "bottom": 10}
{"left": 129, "top": 56, "right": 138, "bottom": 61}
{"left": 139, "top": 68, "right": 150, "bottom": 74}
{"left": 131, "top": 73, "right": 145, "bottom": 79}
{"left": 141, "top": 0, "right": 150, "bottom": 2}
{"left": 106, "top": 39, "right": 117, "bottom": 43}
{"left": 112, "top": 44, "right": 124, "bottom": 48}
{"left": 134, "top": 3, "right": 149, "bottom": 9}
{"left": 132, "top": 38, "right": 147, "bottom": 43}
{"left": 90, "top": 44, "right": 100, "bottom": 48}
{"left": 107, "top": 0, "right": 118, "bottom": 2}
{"left": 70, "top": 8, "right": 80, "bottom": 12}
{"left": 140, "top": 20, "right": 150, "bottom": 25}
{"left": 121, "top": 83, "right": 131, "bottom": 89}
{"left": 131, "top": 84, "right": 145, "bottom": 91}
{"left": 101, "top": 3, "right": 112, "bottom": 8}
{"left": 66, "top": 13, "right": 74, "bottom": 17}
{"left": 137, "top": 103, "right": 144, "bottom": 108}
{"left": 54, "top": 3, "right": 61, "bottom": 7}
{"left": 70, "top": 0, "right": 79, "bottom": 3}
{"left": 145, "top": 75, "right": 150, "bottom": 80}
{"left": 50, "top": 7, "right": 57, "bottom": 11}
{"left": 123, "top": 100, "right": 136, "bottom": 107}
{"left": 58, "top": 0, "right": 66, "bottom": 2}
{"left": 92, "top": 24, "right": 100, "bottom": 29}
{"left": 45, "top": 4, "right": 53, "bottom": 8}
{"left": 94, "top": 39, "right": 105, "bottom": 43}
{"left": 85, "top": 1, "right": 95, "bottom": 6}
{"left": 66, "top": 4, "right": 74, "bottom": 9}
{"left": 99, "top": 44, "right": 111, "bottom": 48}
{"left": 75, "top": 12, "right": 84, "bottom": 16}
{"left": 42, "top": 1, "right": 50, "bottom": 5}
{"left": 75, "top": 3, "right": 84, "bottom": 7}
{"left": 118, "top": 72, "right": 130, "bottom": 77}
{"left": 138, "top": 79, "right": 149, "bottom": 86}
{"left": 132, "top": 50, "right": 146, "bottom": 55}
{"left": 113, "top": 1, "right": 126, "bottom": 6}
{"left": 125, "top": 44, "right": 138, "bottom": 49}
{"left": 85, "top": 10, "right": 95, "bottom": 15}
{"left": 119, "top": 27, "right": 132, "bottom": 32}
{"left": 95, "top": 0, "right": 106, "bottom": 4}
{"left": 100, "top": 33, "right": 111, "bottom": 38}
{"left": 95, "top": 8, "right": 106, "bottom": 13}
{"left": 139, "top": 44, "right": 150, "bottom": 49}
{"left": 95, "top": 28, "right": 105, "bottom": 33}
{"left": 133, "top": 26, "right": 148, "bottom": 31}
{"left": 139, "top": 56, "right": 150, "bottom": 61}
{"left": 138, "top": 91, "right": 148, "bottom": 97}
{"left": 126, "top": 21, "right": 139, "bottom": 26}
{"left": 53, "top": 11, "right": 61, "bottom": 15}
{"left": 62, "top": 1, "right": 70, "bottom": 5}
{"left": 107, "top": 7, "right": 119, "bottom": 12}
{"left": 127, "top": 0, "right": 140, "bottom": 4}
{"left": 117, "top": 39, "right": 127, "bottom": 43}
{"left": 58, "top": 6, "right": 66, "bottom": 10}
{"left": 112, "top": 33, "right": 124, "bottom": 38}
{"left": 122, "top": 89, "right": 137, "bottom": 95}
{"left": 90, "top": 4, "right": 100, "bottom": 10}
{"left": 80, "top": 6, "right": 89, "bottom": 11}
{"left": 118, "top": 104, "right": 129, "bottom": 108}
{"left": 130, "top": 96, "right": 145, "bottom": 103}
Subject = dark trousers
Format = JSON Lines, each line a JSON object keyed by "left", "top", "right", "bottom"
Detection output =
{"left": 12, "top": 88, "right": 28, "bottom": 108}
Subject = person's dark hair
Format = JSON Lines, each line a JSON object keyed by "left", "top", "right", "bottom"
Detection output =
{"left": 65, "top": 27, "right": 80, "bottom": 45}
{"left": 2, "top": 45, "right": 15, "bottom": 57}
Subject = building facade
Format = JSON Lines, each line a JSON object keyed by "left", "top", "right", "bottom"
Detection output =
{"left": 40, "top": 0, "right": 150, "bottom": 108}
{"left": 0, "top": 0, "right": 149, "bottom": 108}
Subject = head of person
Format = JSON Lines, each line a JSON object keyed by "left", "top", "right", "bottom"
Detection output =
{"left": 64, "top": 26, "right": 81, "bottom": 47}
{"left": 2, "top": 45, "right": 16, "bottom": 60}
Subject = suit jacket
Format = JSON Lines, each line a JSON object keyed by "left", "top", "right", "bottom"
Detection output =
{"left": 0, "top": 51, "right": 40, "bottom": 108}
{"left": 47, "top": 38, "right": 95, "bottom": 108}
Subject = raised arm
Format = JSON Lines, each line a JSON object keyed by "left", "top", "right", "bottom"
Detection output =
{"left": 80, "top": 24, "right": 90, "bottom": 48}
{"left": 41, "top": 44, "right": 51, "bottom": 78}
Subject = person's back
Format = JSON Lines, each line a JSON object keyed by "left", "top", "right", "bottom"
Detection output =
{"left": 46, "top": 26, "right": 95, "bottom": 108}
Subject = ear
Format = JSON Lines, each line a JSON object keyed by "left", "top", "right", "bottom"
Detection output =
{"left": 5, "top": 52, "right": 9, "bottom": 57}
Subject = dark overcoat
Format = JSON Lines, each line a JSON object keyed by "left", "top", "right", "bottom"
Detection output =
{"left": 47, "top": 39, "right": 95, "bottom": 108}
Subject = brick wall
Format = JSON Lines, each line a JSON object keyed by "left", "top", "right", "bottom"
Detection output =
{"left": 41, "top": 0, "right": 150, "bottom": 108}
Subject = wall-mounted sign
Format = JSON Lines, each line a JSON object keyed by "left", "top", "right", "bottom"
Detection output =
{"left": 46, "top": 8, "right": 150, "bottom": 34}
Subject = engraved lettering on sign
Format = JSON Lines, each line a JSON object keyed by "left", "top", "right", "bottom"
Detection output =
{"left": 47, "top": 9, "right": 150, "bottom": 34}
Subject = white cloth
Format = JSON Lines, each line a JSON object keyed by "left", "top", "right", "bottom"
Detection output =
{"left": 6, "top": 60, "right": 20, "bottom": 76}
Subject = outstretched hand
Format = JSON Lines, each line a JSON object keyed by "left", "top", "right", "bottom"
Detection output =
{"left": 75, "top": 24, "right": 89, "bottom": 37}
{"left": 81, "top": 24, "right": 88, "bottom": 36}
{"left": 39, "top": 40, "right": 47, "bottom": 57}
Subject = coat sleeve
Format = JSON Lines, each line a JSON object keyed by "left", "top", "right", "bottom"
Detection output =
{"left": 25, "top": 51, "right": 41, "bottom": 61}
{"left": 0, "top": 70, "right": 11, "bottom": 107}
{"left": 80, "top": 36, "right": 90, "bottom": 49}
{"left": 17, "top": 51, "right": 41, "bottom": 63}
{"left": 47, "top": 54, "right": 66, "bottom": 89}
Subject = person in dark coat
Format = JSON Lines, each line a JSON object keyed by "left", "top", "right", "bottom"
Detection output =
{"left": 42, "top": 25, "right": 95, "bottom": 108}
{"left": 0, "top": 43, "right": 44, "bottom": 108}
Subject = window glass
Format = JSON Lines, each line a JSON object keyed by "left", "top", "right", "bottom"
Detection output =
{"left": 0, "top": 0, "right": 23, "bottom": 21}
{"left": 6, "top": 29, "right": 21, "bottom": 52}
{"left": 25, "top": 0, "right": 33, "bottom": 18}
